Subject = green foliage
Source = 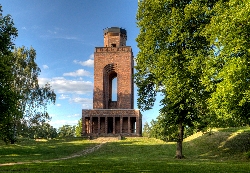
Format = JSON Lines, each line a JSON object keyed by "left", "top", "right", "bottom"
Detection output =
{"left": 146, "top": 115, "right": 197, "bottom": 141}
{"left": 245, "top": 151, "right": 250, "bottom": 159}
{"left": 142, "top": 121, "right": 151, "bottom": 137}
{"left": 136, "top": 0, "right": 250, "bottom": 158}
{"left": 58, "top": 125, "right": 76, "bottom": 138}
{"left": 12, "top": 47, "right": 56, "bottom": 118}
{"left": 18, "top": 121, "right": 58, "bottom": 139}
{"left": 136, "top": 0, "right": 217, "bottom": 158}
{"left": 149, "top": 116, "right": 178, "bottom": 141}
{"left": 0, "top": 5, "right": 56, "bottom": 144}
{"left": 75, "top": 118, "right": 82, "bottom": 137}
{"left": 0, "top": 5, "right": 19, "bottom": 144}
{"left": 0, "top": 5, "right": 18, "bottom": 53}
{"left": 2, "top": 46, "right": 56, "bottom": 144}
{"left": 201, "top": 0, "right": 250, "bottom": 126}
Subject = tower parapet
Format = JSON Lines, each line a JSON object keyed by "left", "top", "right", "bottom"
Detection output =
{"left": 103, "top": 27, "right": 127, "bottom": 47}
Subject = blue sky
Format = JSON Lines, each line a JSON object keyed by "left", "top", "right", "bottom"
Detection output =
{"left": 1, "top": 0, "right": 161, "bottom": 128}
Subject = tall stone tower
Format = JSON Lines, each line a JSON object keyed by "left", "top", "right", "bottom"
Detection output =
{"left": 93, "top": 27, "right": 134, "bottom": 110}
{"left": 82, "top": 27, "right": 142, "bottom": 137}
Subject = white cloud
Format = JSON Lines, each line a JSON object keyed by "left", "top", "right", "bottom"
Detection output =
{"left": 74, "top": 54, "right": 94, "bottom": 67}
{"left": 48, "top": 29, "right": 57, "bottom": 34}
{"left": 49, "top": 120, "right": 78, "bottom": 128}
{"left": 39, "top": 77, "right": 93, "bottom": 94}
{"left": 59, "top": 94, "right": 70, "bottom": 100}
{"left": 70, "top": 97, "right": 92, "bottom": 108}
{"left": 40, "top": 27, "right": 78, "bottom": 40}
{"left": 89, "top": 54, "right": 94, "bottom": 59}
{"left": 42, "top": 65, "right": 49, "bottom": 69}
{"left": 67, "top": 114, "right": 81, "bottom": 118}
{"left": 73, "top": 59, "right": 94, "bottom": 67}
{"left": 56, "top": 104, "right": 61, "bottom": 107}
{"left": 71, "top": 97, "right": 92, "bottom": 104}
{"left": 63, "top": 69, "right": 91, "bottom": 77}
{"left": 21, "top": 27, "right": 27, "bottom": 30}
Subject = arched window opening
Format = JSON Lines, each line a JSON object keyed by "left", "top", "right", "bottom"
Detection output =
{"left": 112, "top": 77, "right": 117, "bottom": 101}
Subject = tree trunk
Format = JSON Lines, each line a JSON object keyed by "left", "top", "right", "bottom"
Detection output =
{"left": 175, "top": 121, "right": 184, "bottom": 159}
{"left": 11, "top": 123, "right": 17, "bottom": 144}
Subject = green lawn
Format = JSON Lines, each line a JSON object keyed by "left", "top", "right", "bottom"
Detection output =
{"left": 0, "top": 127, "right": 249, "bottom": 172}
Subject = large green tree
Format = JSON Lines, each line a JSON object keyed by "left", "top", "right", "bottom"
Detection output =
{"left": 202, "top": 0, "right": 250, "bottom": 127}
{"left": 4, "top": 46, "right": 56, "bottom": 144}
{"left": 135, "top": 0, "right": 217, "bottom": 158}
{"left": 0, "top": 5, "right": 56, "bottom": 143}
{"left": 0, "top": 5, "right": 19, "bottom": 143}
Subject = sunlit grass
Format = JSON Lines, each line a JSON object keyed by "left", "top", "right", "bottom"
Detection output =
{"left": 217, "top": 126, "right": 250, "bottom": 132}
{"left": 0, "top": 138, "right": 97, "bottom": 164}
{"left": 0, "top": 127, "right": 249, "bottom": 172}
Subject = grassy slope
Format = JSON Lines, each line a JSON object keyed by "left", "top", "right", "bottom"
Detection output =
{"left": 0, "top": 138, "right": 97, "bottom": 163}
{"left": 0, "top": 127, "right": 249, "bottom": 172}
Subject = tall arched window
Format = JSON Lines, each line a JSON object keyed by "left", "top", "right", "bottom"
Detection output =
{"left": 108, "top": 71, "right": 117, "bottom": 102}
{"left": 104, "top": 63, "right": 118, "bottom": 108}
{"left": 112, "top": 77, "right": 117, "bottom": 101}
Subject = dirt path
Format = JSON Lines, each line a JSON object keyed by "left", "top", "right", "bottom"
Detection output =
{"left": 0, "top": 137, "right": 117, "bottom": 166}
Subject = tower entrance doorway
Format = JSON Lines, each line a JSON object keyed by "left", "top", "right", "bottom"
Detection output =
{"left": 108, "top": 117, "right": 113, "bottom": 134}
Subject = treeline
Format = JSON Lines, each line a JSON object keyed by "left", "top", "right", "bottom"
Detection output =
{"left": 17, "top": 118, "right": 82, "bottom": 139}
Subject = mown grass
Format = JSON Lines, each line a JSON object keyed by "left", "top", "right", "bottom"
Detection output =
{"left": 0, "top": 127, "right": 249, "bottom": 172}
{"left": 0, "top": 137, "right": 97, "bottom": 164}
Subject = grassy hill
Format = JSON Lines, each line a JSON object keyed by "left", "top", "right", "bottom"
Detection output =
{"left": 0, "top": 127, "right": 249, "bottom": 172}
{"left": 184, "top": 127, "right": 250, "bottom": 161}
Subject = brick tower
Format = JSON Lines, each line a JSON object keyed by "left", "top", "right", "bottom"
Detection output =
{"left": 82, "top": 27, "right": 142, "bottom": 137}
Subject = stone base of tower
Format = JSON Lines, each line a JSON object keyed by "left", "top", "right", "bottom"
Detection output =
{"left": 82, "top": 109, "right": 142, "bottom": 137}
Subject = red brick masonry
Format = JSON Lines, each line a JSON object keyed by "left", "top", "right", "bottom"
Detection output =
{"left": 82, "top": 109, "right": 142, "bottom": 137}
{"left": 82, "top": 27, "right": 142, "bottom": 137}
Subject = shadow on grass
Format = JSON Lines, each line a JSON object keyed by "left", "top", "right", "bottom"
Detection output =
{"left": 1, "top": 137, "right": 249, "bottom": 173}
{"left": 0, "top": 138, "right": 96, "bottom": 164}
{"left": 0, "top": 134, "right": 250, "bottom": 172}
{"left": 184, "top": 130, "right": 250, "bottom": 161}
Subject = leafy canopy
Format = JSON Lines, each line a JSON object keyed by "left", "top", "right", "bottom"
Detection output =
{"left": 136, "top": 0, "right": 217, "bottom": 158}
{"left": 0, "top": 5, "right": 56, "bottom": 143}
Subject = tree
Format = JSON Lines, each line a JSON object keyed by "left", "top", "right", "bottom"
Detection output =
{"left": 0, "top": 5, "right": 19, "bottom": 143}
{"left": 12, "top": 47, "right": 56, "bottom": 141}
{"left": 201, "top": 0, "right": 250, "bottom": 127}
{"left": 149, "top": 115, "right": 178, "bottom": 142}
{"left": 31, "top": 122, "right": 57, "bottom": 139}
{"left": 75, "top": 118, "right": 82, "bottom": 137}
{"left": 142, "top": 121, "right": 151, "bottom": 137}
{"left": 58, "top": 125, "right": 75, "bottom": 138}
{"left": 149, "top": 114, "right": 198, "bottom": 141}
{"left": 18, "top": 121, "right": 58, "bottom": 139}
{"left": 0, "top": 5, "right": 56, "bottom": 143}
{"left": 2, "top": 46, "right": 56, "bottom": 144}
{"left": 136, "top": 0, "right": 217, "bottom": 158}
